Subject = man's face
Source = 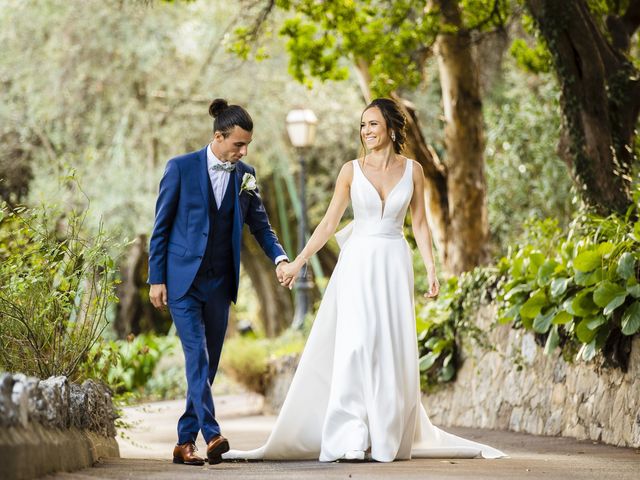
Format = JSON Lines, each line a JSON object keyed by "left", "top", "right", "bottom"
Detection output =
{"left": 212, "top": 126, "right": 253, "bottom": 162}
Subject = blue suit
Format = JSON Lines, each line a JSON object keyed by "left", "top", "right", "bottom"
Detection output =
{"left": 148, "top": 145, "right": 286, "bottom": 444}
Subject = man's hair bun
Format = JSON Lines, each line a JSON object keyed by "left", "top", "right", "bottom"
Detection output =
{"left": 209, "top": 98, "right": 229, "bottom": 118}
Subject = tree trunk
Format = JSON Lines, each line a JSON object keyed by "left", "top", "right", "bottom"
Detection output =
{"left": 241, "top": 229, "right": 294, "bottom": 337}
{"left": 356, "top": 23, "right": 490, "bottom": 277}
{"left": 433, "top": 0, "right": 490, "bottom": 273}
{"left": 525, "top": 0, "right": 640, "bottom": 214}
{"left": 115, "top": 234, "right": 172, "bottom": 338}
{"left": 393, "top": 95, "right": 451, "bottom": 265}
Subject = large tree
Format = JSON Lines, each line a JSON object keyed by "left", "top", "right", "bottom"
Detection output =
{"left": 233, "top": 0, "right": 508, "bottom": 274}
{"left": 523, "top": 0, "right": 640, "bottom": 214}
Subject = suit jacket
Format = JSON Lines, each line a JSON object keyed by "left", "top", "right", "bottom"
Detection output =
{"left": 148, "top": 146, "right": 286, "bottom": 302}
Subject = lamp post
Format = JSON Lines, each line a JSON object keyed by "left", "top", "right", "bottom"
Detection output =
{"left": 286, "top": 108, "right": 317, "bottom": 330}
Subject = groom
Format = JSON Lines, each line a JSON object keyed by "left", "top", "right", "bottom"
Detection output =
{"left": 148, "top": 99, "right": 289, "bottom": 466}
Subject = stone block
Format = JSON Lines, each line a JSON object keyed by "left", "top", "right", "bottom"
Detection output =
{"left": 39, "top": 376, "right": 70, "bottom": 429}
{"left": 11, "top": 375, "right": 29, "bottom": 428}
{"left": 544, "top": 410, "right": 562, "bottom": 436}
{"left": 521, "top": 333, "right": 537, "bottom": 365}
{"left": 0, "top": 373, "right": 17, "bottom": 427}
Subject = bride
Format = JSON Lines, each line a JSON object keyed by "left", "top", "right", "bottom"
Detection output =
{"left": 224, "top": 98, "right": 505, "bottom": 462}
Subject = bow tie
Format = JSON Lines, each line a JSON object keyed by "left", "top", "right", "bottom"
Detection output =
{"left": 210, "top": 162, "right": 236, "bottom": 173}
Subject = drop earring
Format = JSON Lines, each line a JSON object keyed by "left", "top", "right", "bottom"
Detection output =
{"left": 391, "top": 131, "right": 396, "bottom": 142}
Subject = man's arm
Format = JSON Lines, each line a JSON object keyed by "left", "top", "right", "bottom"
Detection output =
{"left": 148, "top": 159, "right": 180, "bottom": 286}
{"left": 243, "top": 167, "right": 288, "bottom": 264}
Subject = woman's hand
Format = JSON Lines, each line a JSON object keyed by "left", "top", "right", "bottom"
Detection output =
{"left": 280, "top": 258, "right": 305, "bottom": 289}
{"left": 424, "top": 275, "right": 440, "bottom": 299}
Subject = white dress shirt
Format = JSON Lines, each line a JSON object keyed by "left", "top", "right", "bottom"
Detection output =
{"left": 207, "top": 145, "right": 232, "bottom": 208}
{"left": 207, "top": 144, "right": 288, "bottom": 266}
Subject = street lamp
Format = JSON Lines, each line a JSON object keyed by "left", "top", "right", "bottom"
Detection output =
{"left": 286, "top": 108, "right": 317, "bottom": 329}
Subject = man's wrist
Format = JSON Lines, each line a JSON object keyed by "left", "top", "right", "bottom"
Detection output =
{"left": 275, "top": 255, "right": 289, "bottom": 266}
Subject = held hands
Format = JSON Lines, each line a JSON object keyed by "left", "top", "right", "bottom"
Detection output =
{"left": 276, "top": 259, "right": 305, "bottom": 290}
{"left": 149, "top": 283, "right": 168, "bottom": 310}
{"left": 424, "top": 275, "right": 440, "bottom": 299}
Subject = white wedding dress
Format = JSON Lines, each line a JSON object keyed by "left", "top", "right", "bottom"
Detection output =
{"left": 224, "top": 159, "right": 506, "bottom": 462}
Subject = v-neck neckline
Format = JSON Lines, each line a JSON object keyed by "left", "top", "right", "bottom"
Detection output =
{"left": 356, "top": 157, "right": 409, "bottom": 200}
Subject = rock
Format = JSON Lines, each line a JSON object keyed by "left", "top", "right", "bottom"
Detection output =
{"left": 0, "top": 373, "right": 17, "bottom": 427}
{"left": 521, "top": 333, "right": 537, "bottom": 365}
{"left": 11, "top": 374, "right": 30, "bottom": 428}
{"left": 39, "top": 376, "right": 69, "bottom": 429}
{"left": 545, "top": 411, "right": 562, "bottom": 435}
{"left": 509, "top": 407, "right": 523, "bottom": 430}
{"left": 552, "top": 357, "right": 567, "bottom": 383}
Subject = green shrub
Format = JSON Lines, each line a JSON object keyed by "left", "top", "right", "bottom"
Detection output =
{"left": 220, "top": 329, "right": 305, "bottom": 395}
{"left": 416, "top": 199, "right": 640, "bottom": 387}
{"left": 0, "top": 203, "right": 120, "bottom": 381}
{"left": 497, "top": 210, "right": 640, "bottom": 364}
{"left": 417, "top": 268, "right": 499, "bottom": 390}
{"left": 80, "top": 333, "right": 179, "bottom": 399}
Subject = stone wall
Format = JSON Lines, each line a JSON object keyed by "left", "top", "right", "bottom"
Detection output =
{"left": 423, "top": 305, "right": 640, "bottom": 448}
{"left": 0, "top": 373, "right": 120, "bottom": 480}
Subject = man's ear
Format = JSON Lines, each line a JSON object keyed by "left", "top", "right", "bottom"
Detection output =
{"left": 213, "top": 131, "right": 225, "bottom": 142}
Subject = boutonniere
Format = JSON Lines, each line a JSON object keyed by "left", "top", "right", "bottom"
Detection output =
{"left": 240, "top": 173, "right": 257, "bottom": 196}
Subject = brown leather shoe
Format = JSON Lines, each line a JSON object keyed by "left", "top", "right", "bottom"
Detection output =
{"left": 206, "top": 435, "right": 230, "bottom": 465}
{"left": 172, "top": 442, "right": 205, "bottom": 466}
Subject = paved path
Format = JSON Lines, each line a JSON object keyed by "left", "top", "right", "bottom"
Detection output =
{"left": 44, "top": 395, "right": 639, "bottom": 479}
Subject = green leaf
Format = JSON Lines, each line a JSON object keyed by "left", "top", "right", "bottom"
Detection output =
{"left": 520, "top": 289, "right": 548, "bottom": 319}
{"left": 499, "top": 303, "right": 521, "bottom": 323}
{"left": 438, "top": 354, "right": 455, "bottom": 382}
{"left": 504, "top": 282, "right": 531, "bottom": 301}
{"left": 585, "top": 315, "right": 606, "bottom": 330}
{"left": 544, "top": 325, "right": 560, "bottom": 355}
{"left": 575, "top": 318, "right": 597, "bottom": 343}
{"left": 597, "top": 242, "right": 615, "bottom": 256}
{"left": 533, "top": 308, "right": 555, "bottom": 333}
{"left": 552, "top": 310, "right": 573, "bottom": 325}
{"left": 419, "top": 351, "right": 440, "bottom": 371}
{"left": 574, "top": 268, "right": 603, "bottom": 286}
{"left": 616, "top": 252, "right": 636, "bottom": 280}
{"left": 603, "top": 297, "right": 626, "bottom": 316}
{"left": 571, "top": 289, "right": 598, "bottom": 317}
{"left": 627, "top": 283, "right": 640, "bottom": 299}
{"left": 573, "top": 249, "right": 601, "bottom": 272}
{"left": 537, "top": 259, "right": 558, "bottom": 287}
{"left": 593, "top": 280, "right": 627, "bottom": 315}
{"left": 550, "top": 277, "right": 570, "bottom": 298}
{"left": 580, "top": 340, "right": 597, "bottom": 361}
{"left": 621, "top": 302, "right": 640, "bottom": 336}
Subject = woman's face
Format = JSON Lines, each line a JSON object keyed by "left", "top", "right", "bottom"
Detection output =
{"left": 361, "top": 107, "right": 390, "bottom": 151}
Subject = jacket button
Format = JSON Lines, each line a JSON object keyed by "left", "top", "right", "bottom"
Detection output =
{"left": 197, "top": 255, "right": 203, "bottom": 259}
{"left": 202, "top": 232, "right": 207, "bottom": 237}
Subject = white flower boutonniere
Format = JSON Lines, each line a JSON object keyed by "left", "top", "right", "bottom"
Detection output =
{"left": 240, "top": 173, "right": 258, "bottom": 196}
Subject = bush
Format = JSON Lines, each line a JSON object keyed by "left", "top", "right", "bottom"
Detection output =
{"left": 417, "top": 268, "right": 499, "bottom": 390}
{"left": 0, "top": 203, "right": 120, "bottom": 381}
{"left": 416, "top": 196, "right": 640, "bottom": 387}
{"left": 80, "top": 332, "right": 180, "bottom": 401}
{"left": 497, "top": 210, "right": 640, "bottom": 365}
{"left": 220, "top": 329, "right": 305, "bottom": 395}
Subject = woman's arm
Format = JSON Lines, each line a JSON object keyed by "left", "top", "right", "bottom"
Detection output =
{"left": 280, "top": 161, "right": 353, "bottom": 288}
{"left": 409, "top": 161, "right": 440, "bottom": 298}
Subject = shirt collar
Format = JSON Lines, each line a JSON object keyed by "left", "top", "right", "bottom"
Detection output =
{"left": 207, "top": 143, "right": 226, "bottom": 170}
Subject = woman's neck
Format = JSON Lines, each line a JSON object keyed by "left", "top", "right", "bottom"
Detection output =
{"left": 365, "top": 145, "right": 397, "bottom": 169}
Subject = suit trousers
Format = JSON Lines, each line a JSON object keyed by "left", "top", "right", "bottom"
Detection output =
{"left": 169, "top": 268, "right": 233, "bottom": 444}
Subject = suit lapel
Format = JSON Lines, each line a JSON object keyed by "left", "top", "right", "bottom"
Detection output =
{"left": 198, "top": 146, "right": 210, "bottom": 207}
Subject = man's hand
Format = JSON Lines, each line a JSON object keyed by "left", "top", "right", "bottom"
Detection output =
{"left": 279, "top": 260, "right": 304, "bottom": 290}
{"left": 276, "top": 261, "right": 294, "bottom": 288}
{"left": 149, "top": 283, "right": 168, "bottom": 310}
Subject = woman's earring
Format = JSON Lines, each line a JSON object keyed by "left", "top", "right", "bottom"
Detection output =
{"left": 391, "top": 131, "right": 396, "bottom": 142}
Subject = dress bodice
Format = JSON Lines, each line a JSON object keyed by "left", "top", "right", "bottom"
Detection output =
{"left": 349, "top": 159, "right": 414, "bottom": 239}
